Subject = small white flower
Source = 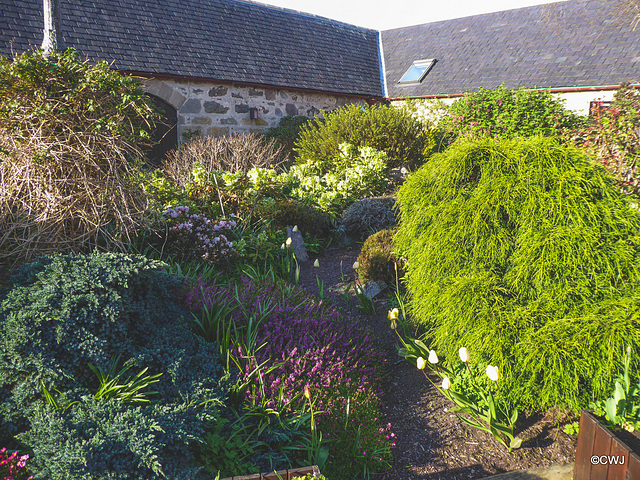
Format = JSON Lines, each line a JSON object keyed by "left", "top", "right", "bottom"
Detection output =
{"left": 428, "top": 350, "right": 439, "bottom": 364}
{"left": 292, "top": 225, "right": 298, "bottom": 232}
{"left": 442, "top": 377, "right": 451, "bottom": 390}
{"left": 314, "top": 259, "right": 320, "bottom": 268}
{"left": 486, "top": 365, "right": 500, "bottom": 382}
{"left": 286, "top": 237, "right": 292, "bottom": 247}
{"left": 281, "top": 243, "right": 285, "bottom": 250}
{"left": 353, "top": 261, "right": 359, "bottom": 269}
{"left": 459, "top": 347, "right": 469, "bottom": 363}
{"left": 387, "top": 308, "right": 399, "bottom": 321}
{"left": 416, "top": 357, "right": 427, "bottom": 370}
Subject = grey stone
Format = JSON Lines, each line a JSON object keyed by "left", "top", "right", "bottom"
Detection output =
{"left": 192, "top": 116, "right": 212, "bottom": 125}
{"left": 208, "top": 126, "right": 230, "bottom": 137}
{"left": 362, "top": 280, "right": 388, "bottom": 299}
{"left": 209, "top": 86, "right": 228, "bottom": 97}
{"left": 193, "top": 88, "right": 204, "bottom": 94}
{"left": 285, "top": 103, "right": 299, "bottom": 115}
{"left": 306, "top": 106, "right": 320, "bottom": 117}
{"left": 204, "top": 101, "right": 229, "bottom": 114}
{"left": 181, "top": 98, "right": 201, "bottom": 114}
{"left": 265, "top": 88, "right": 276, "bottom": 100}
{"left": 280, "top": 91, "right": 288, "bottom": 100}
{"left": 232, "top": 92, "right": 244, "bottom": 98}
{"left": 275, "top": 108, "right": 284, "bottom": 117}
{"left": 235, "top": 104, "right": 250, "bottom": 114}
{"left": 249, "top": 88, "right": 264, "bottom": 97}
{"left": 221, "top": 117, "right": 238, "bottom": 125}
{"left": 286, "top": 226, "right": 308, "bottom": 263}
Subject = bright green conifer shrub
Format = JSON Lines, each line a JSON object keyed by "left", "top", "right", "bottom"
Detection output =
{"left": 0, "top": 252, "right": 232, "bottom": 478}
{"left": 294, "top": 104, "right": 432, "bottom": 170}
{"left": 395, "top": 136, "right": 640, "bottom": 411}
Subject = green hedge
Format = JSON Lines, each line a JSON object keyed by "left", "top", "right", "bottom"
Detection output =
{"left": 395, "top": 136, "right": 640, "bottom": 411}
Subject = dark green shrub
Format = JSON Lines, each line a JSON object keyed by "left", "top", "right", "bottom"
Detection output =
{"left": 271, "top": 198, "right": 333, "bottom": 237}
{"left": 0, "top": 49, "right": 158, "bottom": 262}
{"left": 395, "top": 136, "right": 640, "bottom": 412}
{"left": 580, "top": 84, "right": 640, "bottom": 197}
{"left": 263, "top": 115, "right": 312, "bottom": 163}
{"left": 356, "top": 229, "right": 402, "bottom": 286}
{"left": 440, "top": 85, "right": 584, "bottom": 142}
{"left": 0, "top": 252, "right": 232, "bottom": 478}
{"left": 294, "top": 104, "right": 431, "bottom": 171}
{"left": 339, "top": 196, "right": 397, "bottom": 241}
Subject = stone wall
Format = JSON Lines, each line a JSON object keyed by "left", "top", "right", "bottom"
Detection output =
{"left": 144, "top": 78, "right": 367, "bottom": 141}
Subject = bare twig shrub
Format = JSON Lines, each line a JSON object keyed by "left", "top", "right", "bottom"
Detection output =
{"left": 0, "top": 49, "right": 158, "bottom": 262}
{"left": 162, "top": 133, "right": 287, "bottom": 185}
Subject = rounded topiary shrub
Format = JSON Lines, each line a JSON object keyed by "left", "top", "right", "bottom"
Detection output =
{"left": 356, "top": 228, "right": 403, "bottom": 286}
{"left": 395, "top": 136, "right": 640, "bottom": 412}
{"left": 340, "top": 196, "right": 397, "bottom": 241}
{"left": 294, "top": 103, "right": 432, "bottom": 171}
{"left": 0, "top": 252, "right": 231, "bottom": 479}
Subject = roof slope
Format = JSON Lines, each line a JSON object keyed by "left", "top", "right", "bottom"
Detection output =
{"left": 0, "top": 0, "right": 383, "bottom": 97}
{"left": 382, "top": 0, "right": 640, "bottom": 98}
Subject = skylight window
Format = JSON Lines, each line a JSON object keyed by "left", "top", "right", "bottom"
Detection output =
{"left": 398, "top": 59, "right": 436, "bottom": 85}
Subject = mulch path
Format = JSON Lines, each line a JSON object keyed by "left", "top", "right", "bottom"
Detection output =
{"left": 297, "top": 245, "right": 577, "bottom": 480}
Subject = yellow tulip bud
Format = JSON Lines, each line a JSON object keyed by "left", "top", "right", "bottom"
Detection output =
{"left": 314, "top": 259, "right": 320, "bottom": 268}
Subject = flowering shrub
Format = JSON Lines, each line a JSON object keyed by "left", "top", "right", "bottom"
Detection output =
{"left": 184, "top": 276, "right": 394, "bottom": 479}
{"left": 579, "top": 85, "right": 640, "bottom": 197}
{"left": 285, "top": 144, "right": 388, "bottom": 215}
{"left": 161, "top": 206, "right": 239, "bottom": 266}
{"left": 440, "top": 84, "right": 583, "bottom": 142}
{"left": 0, "top": 448, "right": 32, "bottom": 480}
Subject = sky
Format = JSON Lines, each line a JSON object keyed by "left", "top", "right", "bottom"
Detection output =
{"left": 251, "top": 0, "right": 567, "bottom": 30}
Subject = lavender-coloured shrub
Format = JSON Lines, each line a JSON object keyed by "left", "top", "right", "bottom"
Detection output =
{"left": 184, "top": 276, "right": 394, "bottom": 478}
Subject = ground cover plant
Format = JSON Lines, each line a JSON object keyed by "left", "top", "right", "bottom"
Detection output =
{"left": 0, "top": 252, "right": 232, "bottom": 479}
{"left": 395, "top": 136, "right": 640, "bottom": 412}
{"left": 184, "top": 274, "right": 394, "bottom": 479}
{"left": 0, "top": 49, "right": 157, "bottom": 262}
{"left": 295, "top": 103, "right": 434, "bottom": 171}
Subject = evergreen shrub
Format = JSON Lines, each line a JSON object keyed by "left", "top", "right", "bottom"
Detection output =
{"left": 263, "top": 115, "right": 312, "bottom": 163}
{"left": 356, "top": 228, "right": 403, "bottom": 286}
{"left": 271, "top": 199, "right": 334, "bottom": 237}
{"left": 0, "top": 252, "right": 231, "bottom": 478}
{"left": 294, "top": 104, "right": 431, "bottom": 170}
{"left": 339, "top": 196, "right": 397, "bottom": 241}
{"left": 0, "top": 49, "right": 157, "bottom": 261}
{"left": 395, "top": 136, "right": 640, "bottom": 411}
{"left": 440, "top": 85, "right": 583, "bottom": 142}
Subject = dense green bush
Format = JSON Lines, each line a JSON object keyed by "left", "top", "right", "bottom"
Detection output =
{"left": 270, "top": 198, "right": 334, "bottom": 237}
{"left": 580, "top": 84, "right": 640, "bottom": 197}
{"left": 395, "top": 136, "right": 640, "bottom": 411}
{"left": 295, "top": 104, "right": 432, "bottom": 170}
{"left": 339, "top": 196, "right": 397, "bottom": 241}
{"left": 356, "top": 229, "right": 402, "bottom": 286}
{"left": 0, "top": 252, "right": 232, "bottom": 478}
{"left": 263, "top": 115, "right": 312, "bottom": 163}
{"left": 440, "top": 85, "right": 583, "bottom": 142}
{"left": 0, "top": 49, "right": 157, "bottom": 261}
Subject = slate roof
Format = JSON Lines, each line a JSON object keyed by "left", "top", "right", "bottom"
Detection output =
{"left": 381, "top": 0, "right": 640, "bottom": 98}
{"left": 0, "top": 0, "right": 384, "bottom": 97}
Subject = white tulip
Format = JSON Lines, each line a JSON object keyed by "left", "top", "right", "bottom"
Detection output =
{"left": 292, "top": 225, "right": 298, "bottom": 232}
{"left": 428, "top": 350, "right": 439, "bottom": 364}
{"left": 486, "top": 365, "right": 500, "bottom": 382}
{"left": 459, "top": 347, "right": 469, "bottom": 363}
{"left": 286, "top": 237, "right": 292, "bottom": 246}
{"left": 314, "top": 259, "right": 320, "bottom": 268}
{"left": 416, "top": 357, "right": 427, "bottom": 370}
{"left": 353, "top": 261, "right": 359, "bottom": 269}
{"left": 442, "top": 376, "right": 451, "bottom": 390}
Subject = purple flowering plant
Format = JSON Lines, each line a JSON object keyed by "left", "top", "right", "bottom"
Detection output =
{"left": 161, "top": 206, "right": 239, "bottom": 267}
{"left": 0, "top": 448, "right": 32, "bottom": 480}
{"left": 184, "top": 275, "right": 394, "bottom": 478}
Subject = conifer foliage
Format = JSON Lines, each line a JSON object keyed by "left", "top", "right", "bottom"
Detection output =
{"left": 395, "top": 136, "right": 640, "bottom": 411}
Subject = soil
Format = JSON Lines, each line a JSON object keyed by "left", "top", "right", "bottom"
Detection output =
{"left": 297, "top": 245, "right": 577, "bottom": 480}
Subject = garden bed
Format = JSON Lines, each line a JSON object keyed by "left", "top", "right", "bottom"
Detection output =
{"left": 298, "top": 246, "right": 577, "bottom": 480}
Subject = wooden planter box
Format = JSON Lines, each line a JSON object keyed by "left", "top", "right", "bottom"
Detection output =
{"left": 220, "top": 465, "right": 320, "bottom": 480}
{"left": 574, "top": 410, "right": 640, "bottom": 479}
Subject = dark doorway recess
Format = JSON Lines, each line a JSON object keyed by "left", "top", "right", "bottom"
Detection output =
{"left": 146, "top": 94, "right": 178, "bottom": 168}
